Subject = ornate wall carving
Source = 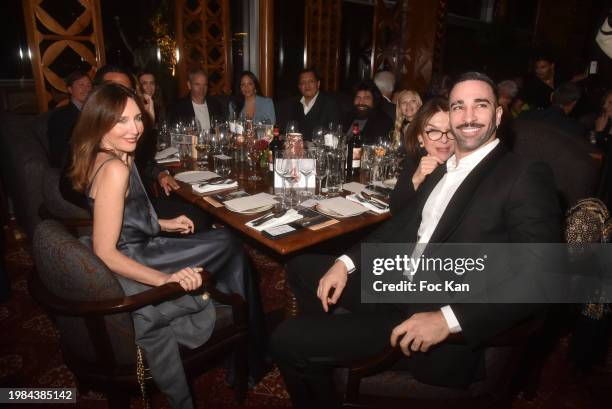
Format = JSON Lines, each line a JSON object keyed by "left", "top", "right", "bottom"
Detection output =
{"left": 371, "top": 0, "right": 446, "bottom": 93}
{"left": 175, "top": 0, "right": 232, "bottom": 96}
{"left": 304, "top": 0, "right": 342, "bottom": 92}
{"left": 22, "top": 0, "right": 105, "bottom": 112}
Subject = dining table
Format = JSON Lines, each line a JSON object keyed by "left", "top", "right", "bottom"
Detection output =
{"left": 170, "top": 161, "right": 392, "bottom": 257}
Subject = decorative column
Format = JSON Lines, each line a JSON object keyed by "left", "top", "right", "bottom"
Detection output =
{"left": 371, "top": 0, "right": 446, "bottom": 94}
{"left": 22, "top": 0, "right": 106, "bottom": 112}
{"left": 258, "top": 0, "right": 274, "bottom": 97}
{"left": 304, "top": 0, "right": 342, "bottom": 92}
{"left": 175, "top": 0, "right": 232, "bottom": 96}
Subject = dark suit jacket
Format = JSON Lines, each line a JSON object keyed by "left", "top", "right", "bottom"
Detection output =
{"left": 519, "top": 105, "right": 588, "bottom": 138}
{"left": 47, "top": 102, "right": 80, "bottom": 168}
{"left": 346, "top": 143, "right": 562, "bottom": 387}
{"left": 277, "top": 92, "right": 340, "bottom": 140}
{"left": 513, "top": 119, "right": 598, "bottom": 210}
{"left": 169, "top": 95, "right": 224, "bottom": 125}
{"left": 343, "top": 108, "right": 394, "bottom": 145}
{"left": 381, "top": 98, "right": 396, "bottom": 123}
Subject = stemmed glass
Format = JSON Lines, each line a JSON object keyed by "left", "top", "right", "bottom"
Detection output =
{"left": 299, "top": 149, "right": 315, "bottom": 201}
{"left": 275, "top": 154, "right": 299, "bottom": 208}
{"left": 312, "top": 126, "right": 325, "bottom": 147}
{"left": 313, "top": 148, "right": 328, "bottom": 200}
{"left": 246, "top": 135, "right": 262, "bottom": 181}
{"left": 196, "top": 129, "right": 210, "bottom": 169}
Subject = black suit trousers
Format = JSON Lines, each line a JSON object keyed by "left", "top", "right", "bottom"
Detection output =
{"left": 270, "top": 254, "right": 404, "bottom": 409}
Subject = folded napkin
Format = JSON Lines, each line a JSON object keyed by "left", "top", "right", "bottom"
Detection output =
{"left": 346, "top": 194, "right": 389, "bottom": 215}
{"left": 155, "top": 147, "right": 179, "bottom": 163}
{"left": 317, "top": 197, "right": 367, "bottom": 217}
{"left": 192, "top": 181, "right": 238, "bottom": 194}
{"left": 175, "top": 171, "right": 219, "bottom": 183}
{"left": 224, "top": 192, "right": 278, "bottom": 213}
{"left": 342, "top": 182, "right": 367, "bottom": 194}
{"left": 246, "top": 209, "right": 303, "bottom": 231}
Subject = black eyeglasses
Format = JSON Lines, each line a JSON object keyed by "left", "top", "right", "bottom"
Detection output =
{"left": 424, "top": 130, "right": 454, "bottom": 141}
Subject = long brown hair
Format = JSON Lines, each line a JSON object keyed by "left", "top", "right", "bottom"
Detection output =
{"left": 404, "top": 96, "right": 449, "bottom": 158}
{"left": 69, "top": 83, "right": 145, "bottom": 192}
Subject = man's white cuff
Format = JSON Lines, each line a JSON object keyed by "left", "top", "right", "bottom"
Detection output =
{"left": 337, "top": 255, "right": 356, "bottom": 274}
{"left": 441, "top": 305, "right": 462, "bottom": 333}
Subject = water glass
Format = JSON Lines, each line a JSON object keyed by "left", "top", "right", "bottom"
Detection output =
{"left": 214, "top": 155, "right": 231, "bottom": 177}
{"left": 326, "top": 150, "right": 344, "bottom": 196}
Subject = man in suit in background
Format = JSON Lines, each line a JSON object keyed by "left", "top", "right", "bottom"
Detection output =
{"left": 270, "top": 72, "right": 561, "bottom": 409}
{"left": 374, "top": 70, "right": 396, "bottom": 122}
{"left": 277, "top": 68, "right": 340, "bottom": 140}
{"left": 342, "top": 80, "right": 393, "bottom": 144}
{"left": 170, "top": 68, "right": 223, "bottom": 129}
{"left": 47, "top": 70, "right": 92, "bottom": 168}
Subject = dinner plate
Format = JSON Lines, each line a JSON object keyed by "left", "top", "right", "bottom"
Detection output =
{"left": 174, "top": 170, "right": 218, "bottom": 183}
{"left": 225, "top": 203, "right": 275, "bottom": 215}
{"left": 315, "top": 204, "right": 365, "bottom": 219}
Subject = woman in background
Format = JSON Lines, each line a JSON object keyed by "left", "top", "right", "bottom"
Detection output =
{"left": 390, "top": 90, "right": 422, "bottom": 149}
{"left": 229, "top": 70, "right": 276, "bottom": 123}
{"left": 138, "top": 70, "right": 166, "bottom": 125}
{"left": 389, "top": 97, "right": 454, "bottom": 214}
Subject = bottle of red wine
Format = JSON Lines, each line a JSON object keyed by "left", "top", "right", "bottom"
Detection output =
{"left": 269, "top": 126, "right": 283, "bottom": 172}
{"left": 346, "top": 123, "right": 362, "bottom": 178}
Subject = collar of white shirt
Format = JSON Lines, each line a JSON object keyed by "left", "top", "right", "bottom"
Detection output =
{"left": 445, "top": 138, "right": 500, "bottom": 173}
{"left": 300, "top": 92, "right": 319, "bottom": 115}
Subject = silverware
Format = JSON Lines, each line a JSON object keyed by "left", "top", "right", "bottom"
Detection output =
{"left": 361, "top": 191, "right": 389, "bottom": 206}
{"left": 251, "top": 208, "right": 288, "bottom": 227}
{"left": 356, "top": 194, "right": 387, "bottom": 210}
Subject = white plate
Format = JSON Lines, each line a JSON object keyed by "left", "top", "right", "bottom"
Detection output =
{"left": 315, "top": 204, "right": 365, "bottom": 219}
{"left": 226, "top": 203, "right": 275, "bottom": 215}
{"left": 174, "top": 170, "right": 218, "bottom": 183}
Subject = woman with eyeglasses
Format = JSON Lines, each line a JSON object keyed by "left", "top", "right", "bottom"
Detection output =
{"left": 389, "top": 97, "right": 455, "bottom": 214}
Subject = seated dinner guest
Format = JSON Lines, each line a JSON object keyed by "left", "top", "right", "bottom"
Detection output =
{"left": 391, "top": 89, "right": 422, "bottom": 149}
{"left": 138, "top": 70, "right": 166, "bottom": 126}
{"left": 390, "top": 97, "right": 454, "bottom": 214}
{"left": 270, "top": 72, "right": 561, "bottom": 409}
{"left": 277, "top": 68, "right": 340, "bottom": 141}
{"left": 68, "top": 83, "right": 266, "bottom": 409}
{"left": 229, "top": 70, "right": 275, "bottom": 123}
{"left": 342, "top": 79, "right": 393, "bottom": 145}
{"left": 47, "top": 70, "right": 92, "bottom": 168}
{"left": 170, "top": 67, "right": 223, "bottom": 129}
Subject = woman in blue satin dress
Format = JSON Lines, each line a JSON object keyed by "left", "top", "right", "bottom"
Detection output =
{"left": 68, "top": 83, "right": 267, "bottom": 409}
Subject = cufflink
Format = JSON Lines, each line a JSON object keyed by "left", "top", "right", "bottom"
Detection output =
{"left": 202, "top": 292, "right": 210, "bottom": 301}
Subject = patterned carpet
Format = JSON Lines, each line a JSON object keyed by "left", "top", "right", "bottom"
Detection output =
{"left": 1, "top": 224, "right": 611, "bottom": 409}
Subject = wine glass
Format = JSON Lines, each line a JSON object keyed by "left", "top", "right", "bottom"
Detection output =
{"left": 312, "top": 126, "right": 325, "bottom": 146}
{"left": 313, "top": 148, "right": 328, "bottom": 199}
{"left": 246, "top": 135, "right": 262, "bottom": 181}
{"left": 196, "top": 129, "right": 210, "bottom": 169}
{"left": 299, "top": 149, "right": 315, "bottom": 201}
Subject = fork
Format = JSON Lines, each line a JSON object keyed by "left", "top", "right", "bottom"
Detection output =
{"left": 251, "top": 208, "right": 288, "bottom": 227}
{"left": 355, "top": 194, "right": 387, "bottom": 210}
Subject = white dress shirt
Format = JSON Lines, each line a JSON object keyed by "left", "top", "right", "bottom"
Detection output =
{"left": 192, "top": 100, "right": 211, "bottom": 130}
{"left": 338, "top": 138, "right": 500, "bottom": 333}
{"left": 300, "top": 92, "right": 319, "bottom": 115}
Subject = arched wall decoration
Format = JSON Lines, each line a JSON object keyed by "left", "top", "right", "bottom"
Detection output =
{"left": 175, "top": 0, "right": 232, "bottom": 97}
{"left": 304, "top": 0, "right": 342, "bottom": 92}
{"left": 371, "top": 0, "right": 445, "bottom": 94}
{"left": 22, "top": 0, "right": 106, "bottom": 112}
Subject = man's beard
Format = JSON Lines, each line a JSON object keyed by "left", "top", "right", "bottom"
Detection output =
{"left": 451, "top": 117, "right": 497, "bottom": 153}
{"left": 354, "top": 105, "right": 372, "bottom": 119}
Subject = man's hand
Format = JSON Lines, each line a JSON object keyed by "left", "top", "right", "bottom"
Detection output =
{"left": 317, "top": 261, "right": 348, "bottom": 312}
{"left": 159, "top": 215, "right": 195, "bottom": 234}
{"left": 390, "top": 311, "right": 450, "bottom": 356}
{"left": 158, "top": 172, "right": 180, "bottom": 195}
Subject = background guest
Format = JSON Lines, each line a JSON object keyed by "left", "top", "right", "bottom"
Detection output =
{"left": 138, "top": 70, "right": 166, "bottom": 126}
{"left": 389, "top": 97, "right": 453, "bottom": 214}
{"left": 47, "top": 70, "right": 92, "bottom": 168}
{"left": 342, "top": 79, "right": 393, "bottom": 145}
{"left": 229, "top": 70, "right": 276, "bottom": 124}
{"left": 277, "top": 68, "right": 340, "bottom": 140}
{"left": 391, "top": 89, "right": 422, "bottom": 149}
{"left": 373, "top": 70, "right": 396, "bottom": 121}
{"left": 171, "top": 67, "right": 223, "bottom": 129}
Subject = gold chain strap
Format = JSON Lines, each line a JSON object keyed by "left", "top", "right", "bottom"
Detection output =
{"left": 136, "top": 346, "right": 151, "bottom": 409}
